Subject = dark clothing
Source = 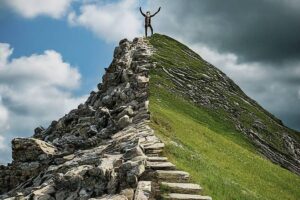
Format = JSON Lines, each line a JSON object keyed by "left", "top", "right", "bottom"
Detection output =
{"left": 140, "top": 7, "right": 161, "bottom": 37}
{"left": 145, "top": 16, "right": 151, "bottom": 26}
{"left": 145, "top": 25, "right": 153, "bottom": 37}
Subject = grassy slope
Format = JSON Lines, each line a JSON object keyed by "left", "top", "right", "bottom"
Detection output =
{"left": 148, "top": 34, "right": 300, "bottom": 200}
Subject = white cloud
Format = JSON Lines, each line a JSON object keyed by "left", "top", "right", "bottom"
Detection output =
{"left": 0, "top": 43, "right": 87, "bottom": 163}
{"left": 0, "top": 99, "right": 9, "bottom": 132}
{"left": 1, "top": 49, "right": 80, "bottom": 89}
{"left": 5, "top": 0, "right": 73, "bottom": 19}
{"left": 68, "top": 0, "right": 142, "bottom": 42}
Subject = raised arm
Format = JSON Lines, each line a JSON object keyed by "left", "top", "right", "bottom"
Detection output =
{"left": 151, "top": 7, "right": 161, "bottom": 17}
{"left": 140, "top": 7, "right": 146, "bottom": 17}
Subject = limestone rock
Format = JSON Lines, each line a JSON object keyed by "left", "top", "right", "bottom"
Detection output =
{"left": 160, "top": 182, "right": 202, "bottom": 194}
{"left": 155, "top": 170, "right": 190, "bottom": 182}
{"left": 134, "top": 181, "right": 152, "bottom": 200}
{"left": 123, "top": 146, "right": 145, "bottom": 160}
{"left": 12, "top": 138, "right": 57, "bottom": 162}
{"left": 120, "top": 188, "right": 134, "bottom": 200}
{"left": 163, "top": 193, "right": 212, "bottom": 200}
{"left": 118, "top": 115, "right": 132, "bottom": 129}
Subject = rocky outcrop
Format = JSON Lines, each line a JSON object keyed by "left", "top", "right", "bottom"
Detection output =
{"left": 0, "top": 37, "right": 212, "bottom": 200}
{"left": 0, "top": 37, "right": 153, "bottom": 199}
{"left": 12, "top": 138, "right": 58, "bottom": 162}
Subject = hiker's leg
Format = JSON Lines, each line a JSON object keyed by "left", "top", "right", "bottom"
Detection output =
{"left": 149, "top": 25, "right": 153, "bottom": 36}
{"left": 145, "top": 26, "right": 148, "bottom": 37}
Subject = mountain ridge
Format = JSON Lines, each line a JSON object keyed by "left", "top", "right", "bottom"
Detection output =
{"left": 148, "top": 34, "right": 300, "bottom": 175}
{"left": 0, "top": 34, "right": 299, "bottom": 200}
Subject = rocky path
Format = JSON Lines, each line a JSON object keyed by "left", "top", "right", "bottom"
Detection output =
{"left": 0, "top": 37, "right": 212, "bottom": 200}
{"left": 136, "top": 131, "right": 212, "bottom": 200}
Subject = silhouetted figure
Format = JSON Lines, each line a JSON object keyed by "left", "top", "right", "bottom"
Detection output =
{"left": 140, "top": 7, "right": 161, "bottom": 37}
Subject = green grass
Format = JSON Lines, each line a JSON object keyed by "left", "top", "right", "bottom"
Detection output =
{"left": 147, "top": 34, "right": 300, "bottom": 200}
{"left": 149, "top": 83, "right": 300, "bottom": 200}
{"left": 148, "top": 34, "right": 300, "bottom": 155}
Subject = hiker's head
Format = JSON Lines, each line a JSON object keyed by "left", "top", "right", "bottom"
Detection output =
{"left": 146, "top": 11, "right": 151, "bottom": 16}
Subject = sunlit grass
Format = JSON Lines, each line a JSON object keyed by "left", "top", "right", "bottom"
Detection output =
{"left": 149, "top": 85, "right": 300, "bottom": 200}
{"left": 148, "top": 34, "right": 300, "bottom": 200}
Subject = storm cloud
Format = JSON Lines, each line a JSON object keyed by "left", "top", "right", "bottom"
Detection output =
{"left": 147, "top": 0, "right": 300, "bottom": 130}
{"left": 151, "top": 0, "right": 300, "bottom": 63}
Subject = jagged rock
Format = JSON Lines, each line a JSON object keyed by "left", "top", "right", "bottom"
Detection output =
{"left": 102, "top": 95, "right": 115, "bottom": 108}
{"left": 134, "top": 181, "right": 152, "bottom": 200}
{"left": 34, "top": 126, "right": 45, "bottom": 138}
{"left": 0, "top": 36, "right": 214, "bottom": 200}
{"left": 117, "top": 106, "right": 134, "bottom": 119}
{"left": 118, "top": 115, "right": 132, "bottom": 129}
{"left": 32, "top": 184, "right": 56, "bottom": 200}
{"left": 120, "top": 188, "right": 134, "bottom": 200}
{"left": 123, "top": 146, "right": 145, "bottom": 161}
{"left": 0, "top": 37, "right": 155, "bottom": 198}
{"left": 283, "top": 134, "right": 300, "bottom": 160}
{"left": 119, "top": 159, "right": 146, "bottom": 188}
{"left": 12, "top": 138, "right": 57, "bottom": 162}
{"left": 87, "top": 125, "right": 98, "bottom": 137}
{"left": 136, "top": 75, "right": 149, "bottom": 84}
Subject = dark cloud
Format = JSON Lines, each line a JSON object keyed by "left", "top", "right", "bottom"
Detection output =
{"left": 0, "top": 0, "right": 298, "bottom": 166}
{"left": 148, "top": 0, "right": 300, "bottom": 131}
{"left": 152, "top": 0, "right": 300, "bottom": 64}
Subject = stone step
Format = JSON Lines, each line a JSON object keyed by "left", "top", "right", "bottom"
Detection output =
{"left": 145, "top": 149, "right": 163, "bottom": 154}
{"left": 143, "top": 143, "right": 165, "bottom": 150}
{"left": 160, "top": 182, "right": 202, "bottom": 194}
{"left": 162, "top": 193, "right": 212, "bottom": 200}
{"left": 141, "top": 139, "right": 159, "bottom": 145}
{"left": 147, "top": 157, "right": 168, "bottom": 162}
{"left": 145, "top": 153, "right": 160, "bottom": 157}
{"left": 155, "top": 170, "right": 190, "bottom": 183}
{"left": 146, "top": 162, "right": 176, "bottom": 170}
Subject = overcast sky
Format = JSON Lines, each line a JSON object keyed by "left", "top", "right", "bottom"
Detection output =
{"left": 148, "top": 0, "right": 300, "bottom": 131}
{"left": 0, "top": 0, "right": 299, "bottom": 164}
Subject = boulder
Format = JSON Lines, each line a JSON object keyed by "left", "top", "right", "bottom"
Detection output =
{"left": 134, "top": 181, "right": 152, "bottom": 200}
{"left": 118, "top": 115, "right": 132, "bottom": 129}
{"left": 136, "top": 75, "right": 149, "bottom": 84}
{"left": 123, "top": 146, "right": 145, "bottom": 160}
{"left": 12, "top": 138, "right": 57, "bottom": 162}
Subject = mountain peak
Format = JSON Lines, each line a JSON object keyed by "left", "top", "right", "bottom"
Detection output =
{"left": 149, "top": 34, "right": 300, "bottom": 174}
{"left": 0, "top": 34, "right": 299, "bottom": 200}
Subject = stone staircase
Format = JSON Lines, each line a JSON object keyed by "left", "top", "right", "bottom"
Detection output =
{"left": 0, "top": 37, "right": 213, "bottom": 200}
{"left": 138, "top": 136, "right": 212, "bottom": 200}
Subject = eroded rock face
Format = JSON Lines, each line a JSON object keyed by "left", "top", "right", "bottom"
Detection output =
{"left": 0, "top": 37, "right": 156, "bottom": 199}
{"left": 12, "top": 138, "right": 58, "bottom": 162}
